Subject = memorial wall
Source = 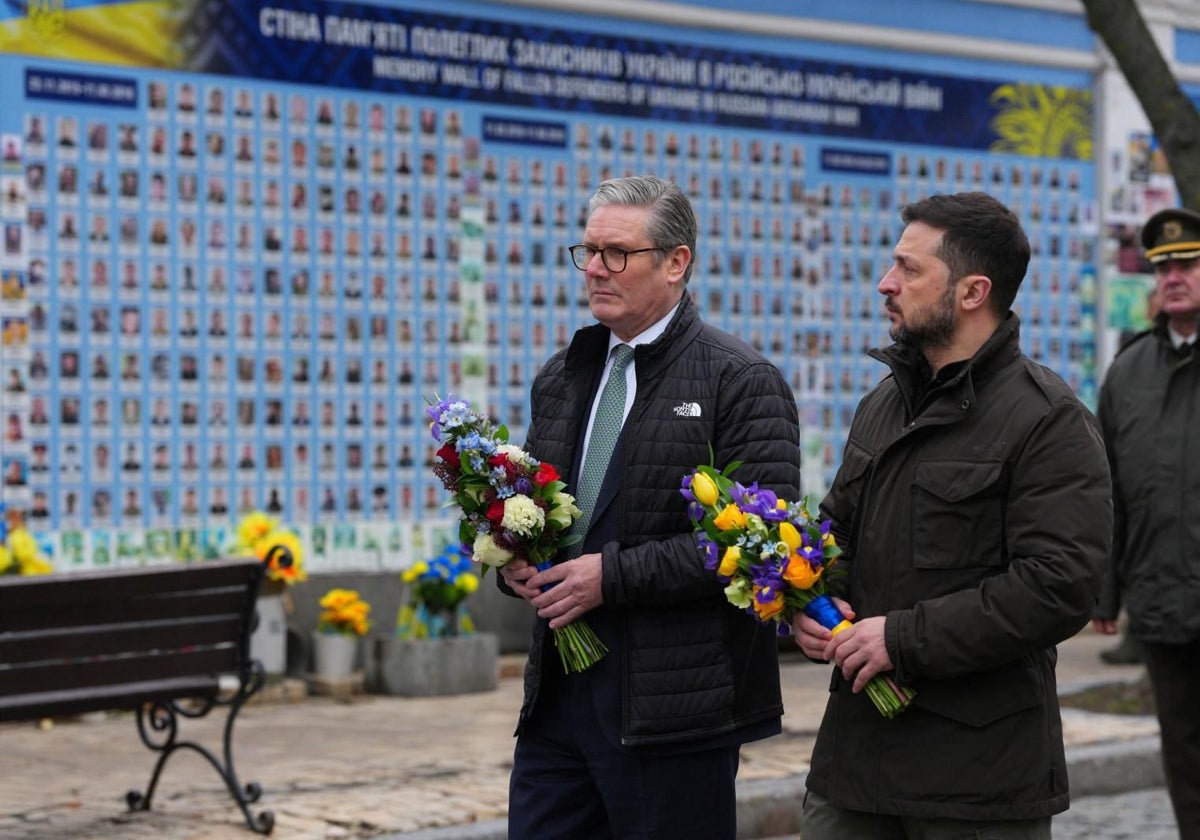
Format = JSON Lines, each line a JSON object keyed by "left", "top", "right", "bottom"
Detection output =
{"left": 0, "top": 0, "right": 1102, "bottom": 571}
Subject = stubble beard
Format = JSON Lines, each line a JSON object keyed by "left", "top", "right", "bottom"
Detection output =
{"left": 888, "top": 284, "right": 958, "bottom": 351}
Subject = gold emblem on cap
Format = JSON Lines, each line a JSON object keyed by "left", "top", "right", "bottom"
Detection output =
{"left": 1164, "top": 220, "right": 1184, "bottom": 242}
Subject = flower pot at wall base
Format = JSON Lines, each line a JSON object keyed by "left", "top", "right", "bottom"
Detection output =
{"left": 311, "top": 631, "right": 359, "bottom": 678}
{"left": 370, "top": 633, "right": 498, "bottom": 696}
{"left": 251, "top": 587, "right": 288, "bottom": 676}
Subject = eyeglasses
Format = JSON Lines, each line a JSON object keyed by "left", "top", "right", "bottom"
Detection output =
{"left": 567, "top": 244, "right": 665, "bottom": 273}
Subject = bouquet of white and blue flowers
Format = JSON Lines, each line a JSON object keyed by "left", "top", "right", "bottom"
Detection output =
{"left": 427, "top": 396, "right": 607, "bottom": 673}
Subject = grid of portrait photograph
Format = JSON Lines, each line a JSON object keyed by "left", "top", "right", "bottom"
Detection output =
{"left": 0, "top": 63, "right": 1098, "bottom": 570}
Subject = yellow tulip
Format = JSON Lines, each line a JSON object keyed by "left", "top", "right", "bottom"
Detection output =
{"left": 690, "top": 471, "right": 720, "bottom": 507}
{"left": 712, "top": 503, "right": 747, "bottom": 531}
{"left": 778, "top": 522, "right": 802, "bottom": 551}
{"left": 718, "top": 546, "right": 741, "bottom": 577}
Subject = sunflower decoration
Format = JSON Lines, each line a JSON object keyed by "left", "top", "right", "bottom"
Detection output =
{"left": 233, "top": 511, "right": 306, "bottom": 584}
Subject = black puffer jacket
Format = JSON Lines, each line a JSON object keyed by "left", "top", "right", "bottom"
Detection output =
{"left": 1095, "top": 319, "right": 1200, "bottom": 643}
{"left": 808, "top": 315, "right": 1110, "bottom": 820}
{"left": 516, "top": 294, "right": 801, "bottom": 748}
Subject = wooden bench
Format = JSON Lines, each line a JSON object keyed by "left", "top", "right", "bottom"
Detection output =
{"left": 0, "top": 557, "right": 274, "bottom": 834}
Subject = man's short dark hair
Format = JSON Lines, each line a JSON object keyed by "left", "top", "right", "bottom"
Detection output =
{"left": 900, "top": 192, "right": 1030, "bottom": 317}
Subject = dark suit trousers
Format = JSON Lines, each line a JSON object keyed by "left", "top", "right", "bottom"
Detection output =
{"left": 1144, "top": 638, "right": 1200, "bottom": 840}
{"left": 508, "top": 661, "right": 740, "bottom": 840}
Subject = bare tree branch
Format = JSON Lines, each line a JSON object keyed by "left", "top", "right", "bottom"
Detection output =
{"left": 1082, "top": 0, "right": 1200, "bottom": 209}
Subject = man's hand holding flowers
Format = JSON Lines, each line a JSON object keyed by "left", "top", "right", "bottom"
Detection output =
{"left": 795, "top": 600, "right": 894, "bottom": 695}
{"left": 497, "top": 558, "right": 539, "bottom": 601}
{"left": 524, "top": 552, "right": 604, "bottom": 630}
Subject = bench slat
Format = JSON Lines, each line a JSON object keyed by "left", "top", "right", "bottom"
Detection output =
{"left": 0, "top": 587, "right": 251, "bottom": 633}
{"left": 0, "top": 559, "right": 259, "bottom": 612}
{"left": 0, "top": 646, "right": 241, "bottom": 699}
{"left": 0, "top": 675, "right": 222, "bottom": 722}
{"left": 0, "top": 614, "right": 244, "bottom": 665}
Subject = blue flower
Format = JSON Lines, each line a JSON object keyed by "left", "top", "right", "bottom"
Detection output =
{"left": 456, "top": 431, "right": 483, "bottom": 453}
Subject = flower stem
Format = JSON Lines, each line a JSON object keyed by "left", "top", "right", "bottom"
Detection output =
{"left": 552, "top": 620, "right": 608, "bottom": 673}
{"left": 864, "top": 674, "right": 916, "bottom": 718}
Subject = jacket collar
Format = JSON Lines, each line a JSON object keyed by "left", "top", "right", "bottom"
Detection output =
{"left": 565, "top": 292, "right": 701, "bottom": 375}
{"left": 1149, "top": 314, "right": 1199, "bottom": 362}
{"left": 870, "top": 312, "right": 1023, "bottom": 419}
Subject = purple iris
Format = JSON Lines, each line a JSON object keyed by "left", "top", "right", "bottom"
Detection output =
{"left": 751, "top": 562, "right": 784, "bottom": 594}
{"left": 425, "top": 396, "right": 455, "bottom": 437}
{"left": 755, "top": 582, "right": 779, "bottom": 604}
{"left": 732, "top": 482, "right": 784, "bottom": 521}
{"left": 679, "top": 472, "right": 696, "bottom": 503}
{"left": 729, "top": 481, "right": 756, "bottom": 506}
{"left": 697, "top": 533, "right": 719, "bottom": 570}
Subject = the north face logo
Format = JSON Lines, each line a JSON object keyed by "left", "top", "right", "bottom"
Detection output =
{"left": 673, "top": 402, "right": 702, "bottom": 418}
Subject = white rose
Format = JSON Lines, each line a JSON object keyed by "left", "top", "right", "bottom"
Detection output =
{"left": 472, "top": 533, "right": 514, "bottom": 567}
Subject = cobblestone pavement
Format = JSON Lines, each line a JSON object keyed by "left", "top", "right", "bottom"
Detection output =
{"left": 0, "top": 628, "right": 1158, "bottom": 839}
{"left": 1053, "top": 788, "right": 1178, "bottom": 839}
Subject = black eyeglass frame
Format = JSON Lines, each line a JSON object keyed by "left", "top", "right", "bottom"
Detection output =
{"left": 567, "top": 244, "right": 667, "bottom": 273}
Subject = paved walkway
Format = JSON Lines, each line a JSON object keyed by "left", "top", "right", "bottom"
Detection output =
{"left": 0, "top": 628, "right": 1155, "bottom": 839}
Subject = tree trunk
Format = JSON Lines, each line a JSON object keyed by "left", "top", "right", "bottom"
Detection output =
{"left": 1083, "top": 0, "right": 1200, "bottom": 210}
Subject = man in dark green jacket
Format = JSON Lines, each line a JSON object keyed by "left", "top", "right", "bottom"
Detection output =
{"left": 795, "top": 192, "right": 1111, "bottom": 838}
{"left": 1093, "top": 206, "right": 1200, "bottom": 838}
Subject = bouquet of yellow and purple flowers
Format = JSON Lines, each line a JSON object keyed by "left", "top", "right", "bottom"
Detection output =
{"left": 427, "top": 396, "right": 607, "bottom": 673}
{"left": 681, "top": 459, "right": 915, "bottom": 718}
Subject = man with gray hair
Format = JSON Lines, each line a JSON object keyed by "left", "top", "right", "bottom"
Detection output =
{"left": 499, "top": 176, "right": 800, "bottom": 837}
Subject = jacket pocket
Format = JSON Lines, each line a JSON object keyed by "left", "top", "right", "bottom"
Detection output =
{"left": 910, "top": 656, "right": 1044, "bottom": 727}
{"left": 911, "top": 460, "right": 1006, "bottom": 569}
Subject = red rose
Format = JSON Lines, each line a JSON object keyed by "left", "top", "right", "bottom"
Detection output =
{"left": 488, "top": 453, "right": 509, "bottom": 468}
{"left": 486, "top": 499, "right": 506, "bottom": 524}
{"left": 437, "top": 444, "right": 460, "bottom": 467}
{"left": 533, "top": 462, "right": 560, "bottom": 487}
